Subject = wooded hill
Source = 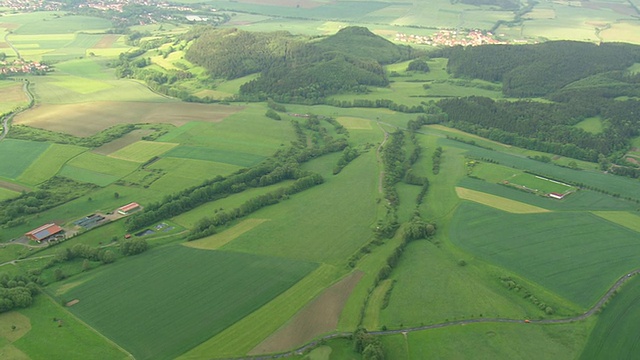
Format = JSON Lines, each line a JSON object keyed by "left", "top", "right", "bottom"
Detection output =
{"left": 186, "top": 26, "right": 417, "bottom": 102}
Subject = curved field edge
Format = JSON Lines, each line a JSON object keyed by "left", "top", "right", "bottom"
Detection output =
{"left": 455, "top": 186, "right": 550, "bottom": 213}
{"left": 579, "top": 275, "right": 640, "bottom": 360}
{"left": 53, "top": 246, "right": 318, "bottom": 360}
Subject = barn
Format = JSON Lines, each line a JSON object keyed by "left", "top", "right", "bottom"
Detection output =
{"left": 117, "top": 202, "right": 141, "bottom": 215}
{"left": 25, "top": 223, "right": 64, "bottom": 243}
{"left": 549, "top": 192, "right": 566, "bottom": 200}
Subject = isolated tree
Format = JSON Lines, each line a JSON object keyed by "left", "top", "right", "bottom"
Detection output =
{"left": 82, "top": 259, "right": 91, "bottom": 272}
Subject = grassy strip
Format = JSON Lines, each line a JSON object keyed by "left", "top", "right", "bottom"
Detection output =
{"left": 592, "top": 211, "right": 640, "bottom": 233}
{"left": 455, "top": 187, "right": 550, "bottom": 214}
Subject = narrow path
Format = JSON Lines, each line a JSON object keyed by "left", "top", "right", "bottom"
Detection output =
{"left": 0, "top": 254, "right": 54, "bottom": 268}
{"left": 242, "top": 269, "right": 640, "bottom": 359}
{"left": 4, "top": 31, "right": 20, "bottom": 60}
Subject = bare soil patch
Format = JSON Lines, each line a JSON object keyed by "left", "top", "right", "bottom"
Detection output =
{"left": 0, "top": 179, "right": 30, "bottom": 193}
{"left": 92, "top": 129, "right": 154, "bottom": 155}
{"left": 0, "top": 83, "right": 28, "bottom": 103}
{"left": 65, "top": 299, "right": 80, "bottom": 307}
{"left": 0, "top": 42, "right": 9, "bottom": 48}
{"left": 92, "top": 34, "right": 119, "bottom": 49}
{"left": 249, "top": 271, "right": 364, "bottom": 355}
{"left": 13, "top": 101, "right": 243, "bottom": 137}
{"left": 0, "top": 23, "right": 20, "bottom": 30}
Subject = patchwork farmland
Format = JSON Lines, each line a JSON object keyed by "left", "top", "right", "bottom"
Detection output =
{"left": 1, "top": 4, "right": 639, "bottom": 360}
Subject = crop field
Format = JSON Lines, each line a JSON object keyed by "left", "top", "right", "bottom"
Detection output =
{"left": 574, "top": 116, "right": 604, "bottom": 134}
{"left": 8, "top": 13, "right": 112, "bottom": 35}
{"left": 470, "top": 162, "right": 522, "bottom": 183}
{"left": 592, "top": 211, "right": 640, "bottom": 233}
{"left": 58, "top": 165, "right": 120, "bottom": 186}
{"left": 184, "top": 219, "right": 270, "bottom": 250}
{"left": 147, "top": 157, "right": 241, "bottom": 182}
{"left": 13, "top": 100, "right": 243, "bottom": 136}
{"left": 179, "top": 264, "right": 342, "bottom": 359}
{"left": 92, "top": 129, "right": 155, "bottom": 155}
{"left": 0, "top": 139, "right": 49, "bottom": 179}
{"left": 0, "top": 186, "right": 19, "bottom": 201}
{"left": 580, "top": 275, "right": 640, "bottom": 360}
{"left": 222, "top": 152, "right": 378, "bottom": 265}
{"left": 18, "top": 143, "right": 87, "bottom": 185}
{"left": 163, "top": 145, "right": 266, "bottom": 167}
{"left": 66, "top": 152, "right": 139, "bottom": 178}
{"left": 455, "top": 187, "right": 550, "bottom": 214}
{"left": 336, "top": 116, "right": 372, "bottom": 130}
{"left": 0, "top": 81, "right": 29, "bottom": 114}
{"left": 459, "top": 177, "right": 638, "bottom": 212}
{"left": 108, "top": 141, "right": 178, "bottom": 162}
{"left": 450, "top": 202, "right": 640, "bottom": 308}
{"left": 507, "top": 173, "right": 575, "bottom": 194}
{"left": 57, "top": 245, "right": 317, "bottom": 360}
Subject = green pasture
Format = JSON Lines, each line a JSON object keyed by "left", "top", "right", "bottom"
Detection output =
{"left": 47, "top": 73, "right": 114, "bottom": 94}
{"left": 58, "top": 165, "right": 120, "bottom": 186}
{"left": 157, "top": 107, "right": 294, "bottom": 155}
{"left": 145, "top": 157, "right": 242, "bottom": 192}
{"left": 580, "top": 275, "right": 640, "bottom": 360}
{"left": 390, "top": 321, "right": 591, "bottom": 360}
{"left": 163, "top": 145, "right": 265, "bottom": 167}
{"left": 223, "top": 151, "right": 378, "bottom": 265}
{"left": 54, "top": 245, "right": 316, "bottom": 360}
{"left": 0, "top": 186, "right": 19, "bottom": 201}
{"left": 284, "top": 103, "right": 416, "bottom": 129}
{"left": 0, "top": 81, "right": 29, "bottom": 114}
{"left": 379, "top": 241, "right": 529, "bottom": 329}
{"left": 471, "top": 161, "right": 522, "bottom": 183}
{"left": 455, "top": 187, "right": 550, "bottom": 214}
{"left": 593, "top": 211, "right": 640, "bottom": 233}
{"left": 10, "top": 295, "right": 129, "bottom": 360}
{"left": 54, "top": 58, "right": 115, "bottom": 80}
{"left": 0, "top": 139, "right": 49, "bottom": 179}
{"left": 205, "top": 0, "right": 392, "bottom": 20}
{"left": 66, "top": 152, "right": 139, "bottom": 178}
{"left": 519, "top": 5, "right": 604, "bottom": 42}
{"left": 330, "top": 82, "right": 428, "bottom": 107}
{"left": 459, "top": 177, "right": 637, "bottom": 212}
{"left": 172, "top": 181, "right": 293, "bottom": 229}
{"left": 450, "top": 202, "right": 640, "bottom": 308}
{"left": 109, "top": 141, "right": 178, "bottom": 163}
{"left": 508, "top": 173, "right": 574, "bottom": 194}
{"left": 180, "top": 264, "right": 342, "bottom": 359}
{"left": 574, "top": 116, "right": 604, "bottom": 134}
{"left": 18, "top": 144, "right": 87, "bottom": 185}
{"left": 442, "top": 138, "right": 640, "bottom": 201}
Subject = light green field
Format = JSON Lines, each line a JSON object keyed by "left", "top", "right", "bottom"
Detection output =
{"left": 58, "top": 165, "right": 120, "bottom": 186}
{"left": 18, "top": 144, "right": 87, "bottom": 185}
{"left": 574, "top": 116, "right": 604, "bottom": 134}
{"left": 48, "top": 74, "right": 114, "bottom": 94}
{"left": 0, "top": 187, "right": 20, "bottom": 201}
{"left": 54, "top": 245, "right": 317, "bottom": 360}
{"left": 336, "top": 116, "right": 372, "bottom": 130}
{"left": 66, "top": 152, "right": 139, "bottom": 178}
{"left": 0, "top": 139, "right": 50, "bottom": 179}
{"left": 163, "top": 145, "right": 266, "bottom": 167}
{"left": 11, "top": 295, "right": 129, "bottom": 360}
{"left": 470, "top": 162, "right": 522, "bottom": 183}
{"left": 455, "top": 187, "right": 550, "bottom": 214}
{"left": 580, "top": 275, "right": 640, "bottom": 360}
{"left": 222, "top": 151, "right": 378, "bottom": 265}
{"left": 179, "top": 263, "right": 342, "bottom": 359}
{"left": 0, "top": 81, "right": 29, "bottom": 114}
{"left": 451, "top": 202, "right": 640, "bottom": 308}
{"left": 592, "top": 211, "right": 640, "bottom": 233}
{"left": 184, "top": 219, "right": 270, "bottom": 250}
{"left": 146, "top": 157, "right": 242, "bottom": 191}
{"left": 508, "top": 173, "right": 574, "bottom": 194}
{"left": 8, "top": 13, "right": 112, "bottom": 35}
{"left": 109, "top": 141, "right": 178, "bottom": 162}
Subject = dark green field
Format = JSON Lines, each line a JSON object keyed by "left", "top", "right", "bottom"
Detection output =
{"left": 55, "top": 245, "right": 316, "bottom": 360}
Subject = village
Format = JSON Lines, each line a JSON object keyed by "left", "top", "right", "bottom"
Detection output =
{"left": 0, "top": 58, "right": 49, "bottom": 75}
{"left": 395, "top": 29, "right": 510, "bottom": 46}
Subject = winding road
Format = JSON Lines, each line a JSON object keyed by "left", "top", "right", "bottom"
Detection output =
{"left": 241, "top": 269, "right": 640, "bottom": 359}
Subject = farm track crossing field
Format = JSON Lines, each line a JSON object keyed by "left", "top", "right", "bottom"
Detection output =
{"left": 163, "top": 145, "right": 266, "bottom": 167}
{"left": 0, "top": 139, "right": 49, "bottom": 179}
{"left": 579, "top": 275, "right": 640, "bottom": 360}
{"left": 18, "top": 143, "right": 87, "bottom": 185}
{"left": 55, "top": 245, "right": 317, "bottom": 360}
{"left": 109, "top": 141, "right": 178, "bottom": 163}
{"left": 450, "top": 202, "right": 640, "bottom": 308}
{"left": 455, "top": 187, "right": 550, "bottom": 214}
{"left": 14, "top": 101, "right": 243, "bottom": 136}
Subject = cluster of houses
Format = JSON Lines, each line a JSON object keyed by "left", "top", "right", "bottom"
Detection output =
{"left": 0, "top": 59, "right": 49, "bottom": 76}
{"left": 24, "top": 202, "right": 141, "bottom": 244}
{"left": 395, "top": 30, "right": 509, "bottom": 47}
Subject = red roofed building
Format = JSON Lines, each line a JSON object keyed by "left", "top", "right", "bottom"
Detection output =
{"left": 117, "top": 202, "right": 141, "bottom": 215}
{"left": 26, "top": 223, "right": 64, "bottom": 242}
{"left": 549, "top": 192, "right": 566, "bottom": 200}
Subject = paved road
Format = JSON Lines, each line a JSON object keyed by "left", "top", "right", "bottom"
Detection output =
{"left": 238, "top": 269, "right": 640, "bottom": 359}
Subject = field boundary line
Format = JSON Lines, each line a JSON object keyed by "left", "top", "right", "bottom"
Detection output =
{"left": 40, "top": 290, "right": 135, "bottom": 359}
{"left": 231, "top": 269, "right": 640, "bottom": 359}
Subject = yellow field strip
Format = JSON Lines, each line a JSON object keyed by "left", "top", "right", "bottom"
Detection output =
{"left": 182, "top": 219, "right": 269, "bottom": 250}
{"left": 455, "top": 187, "right": 550, "bottom": 214}
{"left": 592, "top": 211, "right": 640, "bottom": 233}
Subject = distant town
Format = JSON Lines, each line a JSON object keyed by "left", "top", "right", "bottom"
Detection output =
{"left": 0, "top": 58, "right": 49, "bottom": 75}
{"left": 395, "top": 29, "right": 512, "bottom": 46}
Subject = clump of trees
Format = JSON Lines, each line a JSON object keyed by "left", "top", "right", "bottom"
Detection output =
{"left": 0, "top": 274, "right": 39, "bottom": 313}
{"left": 120, "top": 238, "right": 148, "bottom": 256}
{"left": 406, "top": 59, "right": 430, "bottom": 72}
{"left": 353, "top": 328, "right": 385, "bottom": 360}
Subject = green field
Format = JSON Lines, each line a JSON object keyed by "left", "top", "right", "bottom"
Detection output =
{"left": 53, "top": 245, "right": 317, "bottom": 360}
{"left": 450, "top": 202, "right": 640, "bottom": 308}
{"left": 163, "top": 145, "right": 266, "bottom": 167}
{"left": 0, "top": 139, "right": 50, "bottom": 179}
{"left": 58, "top": 165, "right": 120, "bottom": 186}
{"left": 593, "top": 211, "right": 640, "bottom": 233}
{"left": 580, "top": 275, "right": 640, "bottom": 360}
{"left": 508, "top": 173, "right": 574, "bottom": 194}
{"left": 109, "top": 141, "right": 178, "bottom": 163}
{"left": 0, "top": 186, "right": 20, "bottom": 201}
{"left": 574, "top": 116, "right": 604, "bottom": 134}
{"left": 66, "top": 152, "right": 139, "bottom": 178}
{"left": 18, "top": 143, "right": 87, "bottom": 185}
